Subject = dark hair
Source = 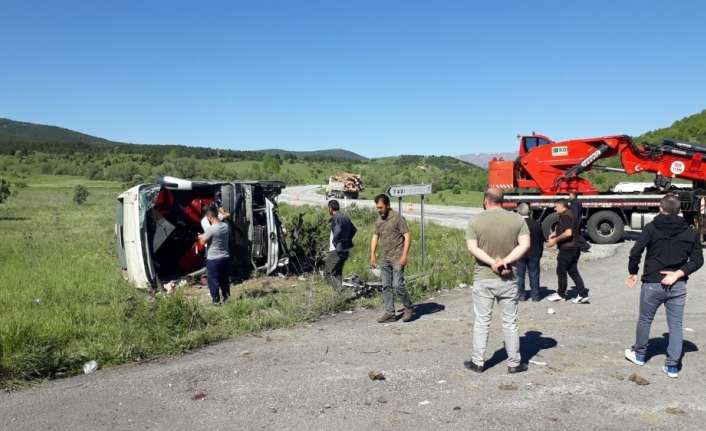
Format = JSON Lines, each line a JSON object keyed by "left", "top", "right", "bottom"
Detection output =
{"left": 660, "top": 194, "right": 680, "bottom": 215}
{"left": 328, "top": 200, "right": 340, "bottom": 211}
{"left": 374, "top": 194, "right": 390, "bottom": 206}
{"left": 205, "top": 204, "right": 218, "bottom": 218}
{"left": 554, "top": 198, "right": 569, "bottom": 208}
{"left": 484, "top": 189, "right": 503, "bottom": 204}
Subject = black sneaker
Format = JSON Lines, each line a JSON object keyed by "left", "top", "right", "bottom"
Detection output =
{"left": 518, "top": 293, "right": 528, "bottom": 302}
{"left": 508, "top": 363, "right": 528, "bottom": 374}
{"left": 463, "top": 360, "right": 484, "bottom": 373}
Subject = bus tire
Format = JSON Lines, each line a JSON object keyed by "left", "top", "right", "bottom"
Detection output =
{"left": 586, "top": 211, "right": 624, "bottom": 244}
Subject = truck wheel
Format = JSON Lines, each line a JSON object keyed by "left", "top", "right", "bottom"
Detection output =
{"left": 587, "top": 211, "right": 624, "bottom": 244}
{"left": 541, "top": 213, "right": 561, "bottom": 239}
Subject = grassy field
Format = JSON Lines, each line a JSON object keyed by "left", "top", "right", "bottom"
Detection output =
{"left": 0, "top": 175, "right": 473, "bottom": 388}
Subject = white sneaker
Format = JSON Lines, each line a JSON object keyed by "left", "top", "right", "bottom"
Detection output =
{"left": 571, "top": 295, "right": 589, "bottom": 304}
{"left": 624, "top": 349, "right": 645, "bottom": 366}
{"left": 546, "top": 293, "right": 565, "bottom": 302}
{"left": 663, "top": 366, "right": 679, "bottom": 378}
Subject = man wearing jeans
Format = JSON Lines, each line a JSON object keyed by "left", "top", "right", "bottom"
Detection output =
{"left": 515, "top": 204, "right": 544, "bottom": 301}
{"left": 625, "top": 194, "right": 703, "bottom": 378}
{"left": 464, "top": 188, "right": 530, "bottom": 373}
{"left": 370, "top": 194, "right": 414, "bottom": 323}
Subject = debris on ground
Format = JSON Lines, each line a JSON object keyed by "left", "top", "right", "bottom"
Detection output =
{"left": 437, "top": 380, "right": 447, "bottom": 384}
{"left": 665, "top": 407, "right": 686, "bottom": 415}
{"left": 33, "top": 298, "right": 43, "bottom": 305}
{"left": 458, "top": 283, "right": 468, "bottom": 288}
{"left": 240, "top": 350, "right": 254, "bottom": 357}
{"left": 685, "top": 327, "right": 695, "bottom": 332}
{"left": 529, "top": 359, "right": 547, "bottom": 366}
{"left": 498, "top": 383, "right": 519, "bottom": 391}
{"left": 269, "top": 407, "right": 278, "bottom": 413}
{"left": 82, "top": 360, "right": 98, "bottom": 374}
{"left": 192, "top": 391, "right": 207, "bottom": 401}
{"left": 453, "top": 406, "right": 462, "bottom": 411}
{"left": 368, "top": 370, "right": 386, "bottom": 381}
{"left": 547, "top": 308, "right": 556, "bottom": 315}
{"left": 376, "top": 396, "right": 387, "bottom": 404}
{"left": 628, "top": 373, "right": 650, "bottom": 385}
{"left": 418, "top": 400, "right": 430, "bottom": 406}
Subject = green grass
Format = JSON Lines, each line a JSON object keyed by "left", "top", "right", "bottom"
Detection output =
{"left": 0, "top": 175, "right": 473, "bottom": 388}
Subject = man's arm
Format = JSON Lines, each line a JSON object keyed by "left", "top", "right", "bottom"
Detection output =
{"left": 331, "top": 216, "right": 342, "bottom": 245}
{"left": 625, "top": 227, "right": 650, "bottom": 287}
{"left": 628, "top": 228, "right": 650, "bottom": 275}
{"left": 681, "top": 233, "right": 704, "bottom": 276}
{"left": 197, "top": 226, "right": 213, "bottom": 245}
{"left": 369, "top": 234, "right": 379, "bottom": 267}
{"left": 400, "top": 232, "right": 411, "bottom": 267}
{"left": 502, "top": 233, "right": 530, "bottom": 266}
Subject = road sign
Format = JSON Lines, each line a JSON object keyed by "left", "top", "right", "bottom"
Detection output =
{"left": 387, "top": 183, "right": 432, "bottom": 197}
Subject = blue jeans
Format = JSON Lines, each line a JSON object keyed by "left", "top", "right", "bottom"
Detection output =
{"left": 381, "top": 259, "right": 413, "bottom": 313}
{"left": 516, "top": 255, "right": 540, "bottom": 299}
{"left": 207, "top": 257, "right": 231, "bottom": 303}
{"left": 633, "top": 282, "right": 687, "bottom": 367}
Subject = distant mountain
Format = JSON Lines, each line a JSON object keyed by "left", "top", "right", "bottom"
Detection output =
{"left": 456, "top": 152, "right": 516, "bottom": 169}
{"left": 0, "top": 118, "right": 367, "bottom": 162}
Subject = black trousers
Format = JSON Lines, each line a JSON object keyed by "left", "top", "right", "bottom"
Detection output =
{"left": 556, "top": 248, "right": 588, "bottom": 298}
{"left": 324, "top": 250, "right": 349, "bottom": 291}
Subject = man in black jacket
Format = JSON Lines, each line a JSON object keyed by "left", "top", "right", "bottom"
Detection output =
{"left": 516, "top": 204, "right": 544, "bottom": 301}
{"left": 624, "top": 194, "right": 703, "bottom": 378}
{"left": 324, "top": 200, "right": 357, "bottom": 292}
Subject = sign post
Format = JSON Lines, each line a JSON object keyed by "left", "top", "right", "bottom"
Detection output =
{"left": 386, "top": 183, "right": 433, "bottom": 267}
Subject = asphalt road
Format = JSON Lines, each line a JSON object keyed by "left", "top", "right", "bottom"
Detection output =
{"left": 3, "top": 240, "right": 706, "bottom": 430}
{"left": 279, "top": 184, "right": 483, "bottom": 229}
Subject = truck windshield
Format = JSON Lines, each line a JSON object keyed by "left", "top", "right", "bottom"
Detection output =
{"left": 523, "top": 136, "right": 550, "bottom": 151}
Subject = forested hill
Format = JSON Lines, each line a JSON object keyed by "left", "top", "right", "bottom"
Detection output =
{"left": 637, "top": 109, "right": 706, "bottom": 144}
{"left": 0, "top": 118, "right": 366, "bottom": 162}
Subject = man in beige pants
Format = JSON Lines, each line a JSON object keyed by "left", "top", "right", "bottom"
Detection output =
{"left": 464, "top": 188, "right": 530, "bottom": 373}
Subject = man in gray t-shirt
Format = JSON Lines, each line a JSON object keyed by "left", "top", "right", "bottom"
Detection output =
{"left": 198, "top": 206, "right": 232, "bottom": 305}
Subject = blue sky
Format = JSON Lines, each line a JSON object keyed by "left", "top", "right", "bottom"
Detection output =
{"left": 2, "top": 1, "right": 705, "bottom": 157}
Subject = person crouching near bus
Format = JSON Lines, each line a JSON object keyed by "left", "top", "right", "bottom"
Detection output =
{"left": 624, "top": 194, "right": 703, "bottom": 378}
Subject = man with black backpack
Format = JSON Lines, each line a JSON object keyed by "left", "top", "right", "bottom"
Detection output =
{"left": 324, "top": 200, "right": 357, "bottom": 292}
{"left": 546, "top": 198, "right": 590, "bottom": 304}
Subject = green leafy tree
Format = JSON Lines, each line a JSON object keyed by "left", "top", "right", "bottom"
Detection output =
{"left": 72, "top": 184, "right": 89, "bottom": 205}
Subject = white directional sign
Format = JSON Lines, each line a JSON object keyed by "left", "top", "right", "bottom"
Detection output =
{"left": 387, "top": 183, "right": 432, "bottom": 197}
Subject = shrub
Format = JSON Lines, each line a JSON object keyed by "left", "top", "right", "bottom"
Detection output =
{"left": 72, "top": 185, "right": 89, "bottom": 205}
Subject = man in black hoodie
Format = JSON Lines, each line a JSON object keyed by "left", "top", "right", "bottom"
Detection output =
{"left": 324, "top": 200, "right": 357, "bottom": 292}
{"left": 624, "top": 194, "right": 703, "bottom": 379}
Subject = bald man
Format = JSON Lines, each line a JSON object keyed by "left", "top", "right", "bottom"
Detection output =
{"left": 464, "top": 188, "right": 531, "bottom": 374}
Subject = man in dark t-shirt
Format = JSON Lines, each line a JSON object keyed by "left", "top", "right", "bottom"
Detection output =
{"left": 546, "top": 199, "right": 589, "bottom": 303}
